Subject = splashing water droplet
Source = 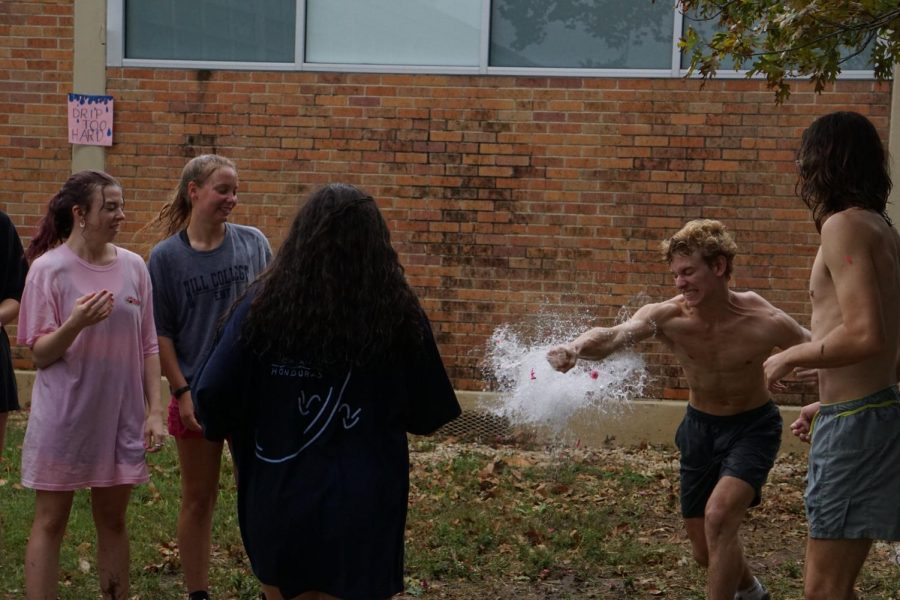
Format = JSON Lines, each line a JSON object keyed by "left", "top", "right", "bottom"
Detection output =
{"left": 482, "top": 310, "right": 648, "bottom": 433}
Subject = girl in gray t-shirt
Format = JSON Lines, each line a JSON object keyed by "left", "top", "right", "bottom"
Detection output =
{"left": 148, "top": 155, "right": 270, "bottom": 600}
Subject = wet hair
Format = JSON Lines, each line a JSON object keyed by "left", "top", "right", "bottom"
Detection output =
{"left": 240, "top": 183, "right": 424, "bottom": 368}
{"left": 797, "top": 111, "right": 892, "bottom": 231}
{"left": 153, "top": 154, "right": 236, "bottom": 236}
{"left": 660, "top": 219, "right": 737, "bottom": 278}
{"left": 26, "top": 170, "right": 121, "bottom": 262}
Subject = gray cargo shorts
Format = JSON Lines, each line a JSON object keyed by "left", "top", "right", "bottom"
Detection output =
{"left": 806, "top": 385, "right": 900, "bottom": 540}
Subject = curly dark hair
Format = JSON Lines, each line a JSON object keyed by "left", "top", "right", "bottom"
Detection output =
{"left": 797, "top": 111, "right": 893, "bottom": 232}
{"left": 241, "top": 183, "right": 424, "bottom": 368}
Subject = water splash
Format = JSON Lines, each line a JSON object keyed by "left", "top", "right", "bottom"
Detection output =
{"left": 482, "top": 311, "right": 648, "bottom": 433}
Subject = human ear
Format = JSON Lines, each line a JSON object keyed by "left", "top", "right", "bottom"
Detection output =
{"left": 71, "top": 203, "right": 85, "bottom": 224}
{"left": 187, "top": 181, "right": 199, "bottom": 203}
{"left": 713, "top": 255, "right": 728, "bottom": 276}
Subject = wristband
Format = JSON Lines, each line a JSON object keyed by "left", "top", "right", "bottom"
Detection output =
{"left": 173, "top": 384, "right": 191, "bottom": 399}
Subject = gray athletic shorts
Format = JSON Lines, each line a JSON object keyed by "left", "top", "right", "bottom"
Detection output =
{"left": 806, "top": 385, "right": 900, "bottom": 540}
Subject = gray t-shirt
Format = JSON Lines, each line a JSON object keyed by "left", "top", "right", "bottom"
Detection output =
{"left": 148, "top": 223, "right": 271, "bottom": 384}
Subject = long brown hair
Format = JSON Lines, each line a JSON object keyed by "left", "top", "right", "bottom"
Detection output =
{"left": 26, "top": 170, "right": 121, "bottom": 262}
{"left": 153, "top": 154, "right": 236, "bottom": 236}
{"left": 798, "top": 111, "right": 892, "bottom": 232}
{"left": 240, "top": 183, "right": 424, "bottom": 369}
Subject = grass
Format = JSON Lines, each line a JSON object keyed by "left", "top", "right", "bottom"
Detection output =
{"left": 403, "top": 439, "right": 899, "bottom": 599}
{"left": 0, "top": 412, "right": 251, "bottom": 599}
{"left": 0, "top": 413, "right": 898, "bottom": 599}
{"left": 403, "top": 443, "right": 689, "bottom": 597}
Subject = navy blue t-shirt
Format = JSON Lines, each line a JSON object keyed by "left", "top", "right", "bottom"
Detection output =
{"left": 194, "top": 297, "right": 460, "bottom": 599}
{"left": 0, "top": 211, "right": 27, "bottom": 411}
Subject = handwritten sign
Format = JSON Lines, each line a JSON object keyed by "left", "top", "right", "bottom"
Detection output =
{"left": 67, "top": 94, "right": 114, "bottom": 146}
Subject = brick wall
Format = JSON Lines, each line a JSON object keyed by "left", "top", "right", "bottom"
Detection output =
{"left": 0, "top": 1, "right": 74, "bottom": 224}
{"left": 1, "top": 0, "right": 893, "bottom": 403}
{"left": 1, "top": 0, "right": 75, "bottom": 368}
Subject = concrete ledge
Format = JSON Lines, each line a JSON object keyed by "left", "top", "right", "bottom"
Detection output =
{"left": 13, "top": 371, "right": 808, "bottom": 455}
{"left": 456, "top": 391, "right": 809, "bottom": 456}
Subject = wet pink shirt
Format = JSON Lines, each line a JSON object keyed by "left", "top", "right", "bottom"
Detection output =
{"left": 17, "top": 244, "right": 158, "bottom": 490}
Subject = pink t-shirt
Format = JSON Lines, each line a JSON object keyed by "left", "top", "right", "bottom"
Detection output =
{"left": 17, "top": 243, "right": 159, "bottom": 490}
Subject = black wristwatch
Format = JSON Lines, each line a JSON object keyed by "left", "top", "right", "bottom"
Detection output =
{"left": 173, "top": 384, "right": 191, "bottom": 399}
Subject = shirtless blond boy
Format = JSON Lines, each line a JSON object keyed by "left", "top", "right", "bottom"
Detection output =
{"left": 548, "top": 219, "right": 809, "bottom": 600}
{"left": 764, "top": 111, "right": 900, "bottom": 600}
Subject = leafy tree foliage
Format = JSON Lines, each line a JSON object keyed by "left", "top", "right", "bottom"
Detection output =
{"left": 677, "top": 0, "right": 900, "bottom": 102}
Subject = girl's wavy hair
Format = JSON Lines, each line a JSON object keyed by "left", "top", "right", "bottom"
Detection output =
{"left": 660, "top": 219, "right": 737, "bottom": 279}
{"left": 241, "top": 183, "right": 424, "bottom": 368}
{"left": 152, "top": 154, "right": 235, "bottom": 236}
{"left": 798, "top": 111, "right": 893, "bottom": 232}
{"left": 26, "top": 170, "right": 121, "bottom": 262}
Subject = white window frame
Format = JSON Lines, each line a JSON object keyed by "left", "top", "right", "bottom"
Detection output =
{"left": 106, "top": 0, "right": 875, "bottom": 79}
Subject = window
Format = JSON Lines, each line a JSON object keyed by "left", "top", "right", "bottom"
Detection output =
{"left": 109, "top": 0, "right": 874, "bottom": 78}
{"left": 679, "top": 9, "right": 739, "bottom": 72}
{"left": 125, "top": 0, "right": 295, "bottom": 62}
{"left": 680, "top": 8, "right": 875, "bottom": 73}
{"left": 305, "top": 0, "right": 481, "bottom": 66}
{"left": 490, "top": 0, "right": 674, "bottom": 69}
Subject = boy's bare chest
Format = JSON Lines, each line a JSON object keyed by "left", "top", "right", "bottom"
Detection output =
{"left": 666, "top": 318, "right": 770, "bottom": 368}
{"left": 808, "top": 250, "right": 840, "bottom": 330}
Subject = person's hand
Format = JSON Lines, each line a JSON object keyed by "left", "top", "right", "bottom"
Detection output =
{"left": 790, "top": 402, "right": 819, "bottom": 444}
{"left": 547, "top": 344, "right": 577, "bottom": 373}
{"left": 70, "top": 290, "right": 114, "bottom": 329}
{"left": 144, "top": 411, "right": 167, "bottom": 452}
{"left": 178, "top": 391, "right": 202, "bottom": 432}
{"left": 763, "top": 349, "right": 794, "bottom": 393}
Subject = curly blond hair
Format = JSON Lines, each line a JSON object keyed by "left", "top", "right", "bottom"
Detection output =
{"left": 660, "top": 219, "right": 737, "bottom": 278}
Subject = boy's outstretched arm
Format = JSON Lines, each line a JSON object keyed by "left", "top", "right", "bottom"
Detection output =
{"left": 547, "top": 301, "right": 675, "bottom": 373}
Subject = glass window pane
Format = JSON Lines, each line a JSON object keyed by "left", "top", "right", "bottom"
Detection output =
{"left": 125, "top": 0, "right": 295, "bottom": 62}
{"left": 840, "top": 38, "right": 875, "bottom": 70}
{"left": 679, "top": 10, "right": 738, "bottom": 71}
{"left": 680, "top": 11, "right": 874, "bottom": 72}
{"left": 490, "top": 0, "right": 675, "bottom": 69}
{"left": 305, "top": 0, "right": 481, "bottom": 66}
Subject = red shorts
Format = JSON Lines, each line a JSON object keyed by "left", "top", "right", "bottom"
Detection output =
{"left": 167, "top": 395, "right": 205, "bottom": 439}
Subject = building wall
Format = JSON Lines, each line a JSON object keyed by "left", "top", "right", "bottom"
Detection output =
{"left": 1, "top": 1, "right": 75, "bottom": 232}
{"left": 1, "top": 0, "right": 892, "bottom": 403}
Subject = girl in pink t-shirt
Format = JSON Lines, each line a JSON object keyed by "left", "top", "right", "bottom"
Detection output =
{"left": 17, "top": 171, "right": 165, "bottom": 600}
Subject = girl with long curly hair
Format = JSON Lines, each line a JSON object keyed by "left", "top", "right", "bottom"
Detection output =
{"left": 195, "top": 183, "right": 460, "bottom": 600}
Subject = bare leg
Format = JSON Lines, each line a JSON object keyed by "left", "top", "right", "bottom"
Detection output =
{"left": 176, "top": 437, "right": 224, "bottom": 595}
{"left": 685, "top": 510, "right": 754, "bottom": 596}
{"left": 25, "top": 490, "right": 75, "bottom": 600}
{"left": 91, "top": 485, "right": 133, "bottom": 600}
{"left": 684, "top": 516, "right": 709, "bottom": 568}
{"left": 703, "top": 476, "right": 756, "bottom": 600}
{"left": 804, "top": 537, "right": 871, "bottom": 600}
